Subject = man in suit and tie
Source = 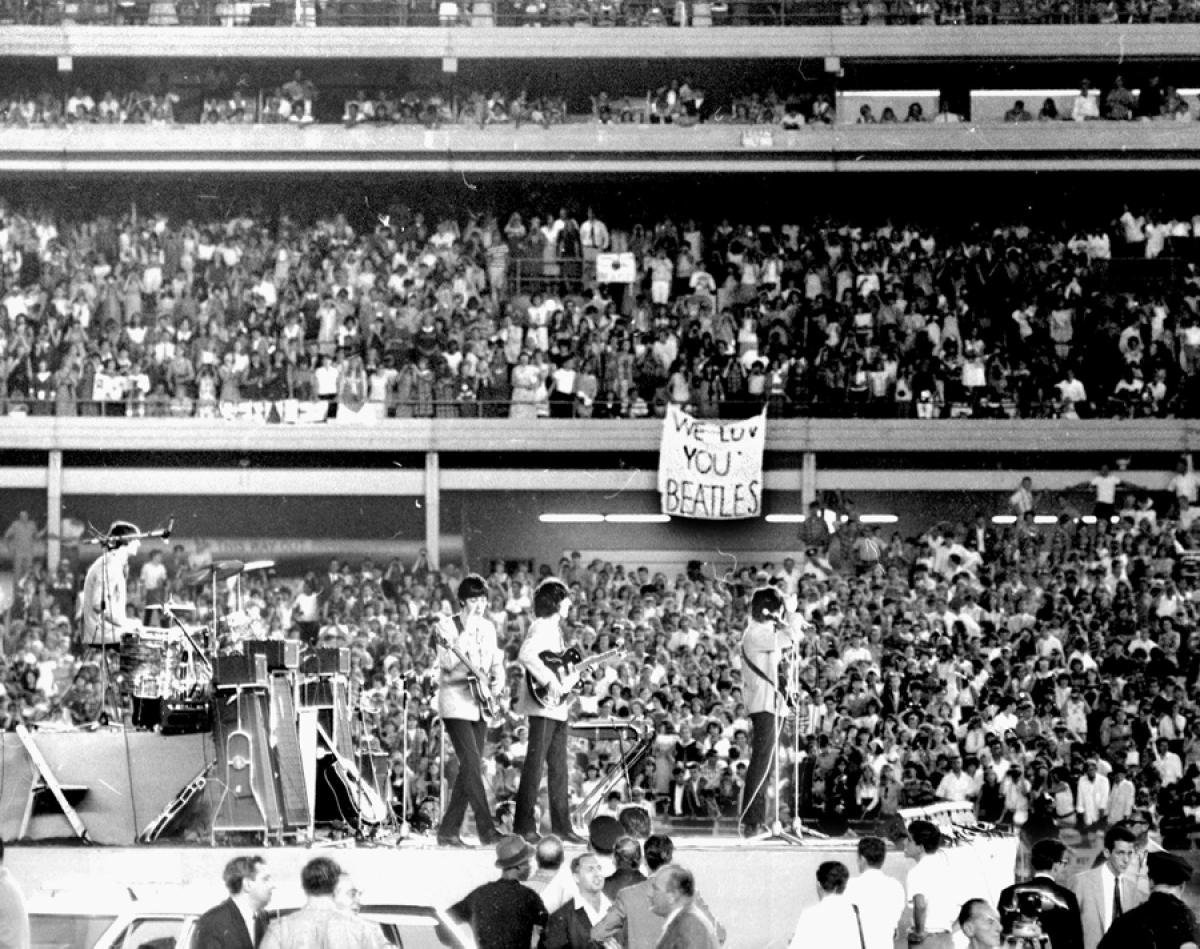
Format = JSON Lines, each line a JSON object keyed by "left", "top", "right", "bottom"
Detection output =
{"left": 1071, "top": 825, "right": 1140, "bottom": 949}
{"left": 192, "top": 856, "right": 274, "bottom": 949}
{"left": 648, "top": 865, "right": 719, "bottom": 949}
{"left": 592, "top": 837, "right": 724, "bottom": 949}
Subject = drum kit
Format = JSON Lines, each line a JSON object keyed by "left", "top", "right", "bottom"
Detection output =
{"left": 121, "top": 558, "right": 276, "bottom": 729}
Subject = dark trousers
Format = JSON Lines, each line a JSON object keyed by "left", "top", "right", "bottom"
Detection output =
{"left": 439, "top": 717, "right": 496, "bottom": 840}
{"left": 514, "top": 715, "right": 572, "bottom": 836}
{"left": 741, "top": 710, "right": 778, "bottom": 827}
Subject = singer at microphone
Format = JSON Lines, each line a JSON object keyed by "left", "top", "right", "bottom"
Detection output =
{"left": 80, "top": 520, "right": 143, "bottom": 649}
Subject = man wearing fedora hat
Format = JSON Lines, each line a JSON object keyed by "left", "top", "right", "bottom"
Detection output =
{"left": 450, "top": 835, "right": 548, "bottom": 949}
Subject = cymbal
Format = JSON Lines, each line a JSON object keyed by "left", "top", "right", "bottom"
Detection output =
{"left": 242, "top": 560, "right": 276, "bottom": 572}
{"left": 163, "top": 600, "right": 196, "bottom": 613}
{"left": 180, "top": 560, "right": 245, "bottom": 585}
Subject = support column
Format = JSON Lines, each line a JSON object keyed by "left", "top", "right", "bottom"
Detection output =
{"left": 424, "top": 451, "right": 440, "bottom": 571}
{"left": 46, "top": 450, "right": 63, "bottom": 573}
{"left": 800, "top": 451, "right": 817, "bottom": 508}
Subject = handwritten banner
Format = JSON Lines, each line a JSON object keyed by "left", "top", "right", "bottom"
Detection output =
{"left": 658, "top": 405, "right": 766, "bottom": 520}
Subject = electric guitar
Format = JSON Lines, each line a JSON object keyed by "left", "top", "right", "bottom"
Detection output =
{"left": 526, "top": 646, "right": 627, "bottom": 709}
{"left": 434, "top": 618, "right": 500, "bottom": 719}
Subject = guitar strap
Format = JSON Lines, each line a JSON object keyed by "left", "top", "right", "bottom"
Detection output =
{"left": 741, "top": 647, "right": 789, "bottom": 709}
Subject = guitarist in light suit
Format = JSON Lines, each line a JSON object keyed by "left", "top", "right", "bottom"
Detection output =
{"left": 739, "top": 584, "right": 802, "bottom": 837}
{"left": 436, "top": 574, "right": 506, "bottom": 848}
{"left": 514, "top": 578, "right": 587, "bottom": 845}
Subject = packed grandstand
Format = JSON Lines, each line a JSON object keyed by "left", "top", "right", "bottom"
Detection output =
{"left": 1, "top": 199, "right": 1199, "bottom": 421}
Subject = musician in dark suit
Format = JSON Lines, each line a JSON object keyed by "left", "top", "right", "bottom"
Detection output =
{"left": 738, "top": 585, "right": 801, "bottom": 836}
{"left": 191, "top": 855, "right": 274, "bottom": 949}
{"left": 436, "top": 574, "right": 506, "bottom": 848}
{"left": 998, "top": 838, "right": 1083, "bottom": 949}
{"left": 648, "top": 865, "right": 720, "bottom": 949}
{"left": 514, "top": 578, "right": 586, "bottom": 845}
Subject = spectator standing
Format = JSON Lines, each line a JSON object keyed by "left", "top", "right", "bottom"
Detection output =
{"left": 1072, "top": 80, "right": 1100, "bottom": 121}
{"left": 845, "top": 836, "right": 905, "bottom": 949}
{"left": 1008, "top": 476, "right": 1036, "bottom": 517}
{"left": 604, "top": 836, "right": 646, "bottom": 900}
{"left": 527, "top": 835, "right": 571, "bottom": 915}
{"left": 1071, "top": 825, "right": 1140, "bottom": 949}
{"left": 450, "top": 836, "right": 548, "bottom": 949}
{"left": 998, "top": 839, "right": 1083, "bottom": 949}
{"left": 1076, "top": 760, "right": 1110, "bottom": 846}
{"left": 260, "top": 858, "right": 387, "bottom": 949}
{"left": 904, "top": 820, "right": 960, "bottom": 949}
{"left": 647, "top": 866, "right": 719, "bottom": 949}
{"left": 786, "top": 861, "right": 862, "bottom": 949}
{"left": 4, "top": 512, "right": 41, "bottom": 586}
{"left": 539, "top": 853, "right": 612, "bottom": 949}
{"left": 191, "top": 856, "right": 274, "bottom": 949}
{"left": 0, "top": 840, "right": 29, "bottom": 949}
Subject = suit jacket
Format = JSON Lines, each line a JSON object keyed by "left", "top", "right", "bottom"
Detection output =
{"left": 656, "top": 906, "right": 719, "bottom": 949}
{"left": 1071, "top": 866, "right": 1142, "bottom": 949}
{"left": 540, "top": 899, "right": 602, "bottom": 949}
{"left": 592, "top": 883, "right": 725, "bottom": 949}
{"left": 192, "top": 899, "right": 266, "bottom": 949}
{"left": 666, "top": 780, "right": 703, "bottom": 818}
{"left": 604, "top": 869, "right": 647, "bottom": 902}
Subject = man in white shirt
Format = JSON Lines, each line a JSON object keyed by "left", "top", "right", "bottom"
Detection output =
{"left": 1076, "top": 760, "right": 1111, "bottom": 847}
{"left": 845, "top": 837, "right": 904, "bottom": 949}
{"left": 1167, "top": 457, "right": 1198, "bottom": 512}
{"left": 541, "top": 853, "right": 612, "bottom": 948}
{"left": 1008, "top": 476, "right": 1036, "bottom": 517}
{"left": 1153, "top": 739, "right": 1183, "bottom": 787}
{"left": 1080, "top": 463, "right": 1125, "bottom": 522}
{"left": 1072, "top": 79, "right": 1100, "bottom": 121}
{"left": 936, "top": 757, "right": 976, "bottom": 803}
{"left": 904, "top": 820, "right": 961, "bottom": 949}
{"left": 787, "top": 861, "right": 862, "bottom": 949}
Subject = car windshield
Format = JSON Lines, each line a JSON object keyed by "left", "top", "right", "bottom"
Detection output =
{"left": 31, "top": 914, "right": 119, "bottom": 949}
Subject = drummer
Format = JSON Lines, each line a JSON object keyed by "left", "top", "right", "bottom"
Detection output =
{"left": 79, "top": 521, "right": 143, "bottom": 650}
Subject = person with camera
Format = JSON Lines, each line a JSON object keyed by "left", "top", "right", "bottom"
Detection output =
{"left": 1097, "top": 851, "right": 1199, "bottom": 949}
{"left": 998, "top": 838, "right": 1083, "bottom": 949}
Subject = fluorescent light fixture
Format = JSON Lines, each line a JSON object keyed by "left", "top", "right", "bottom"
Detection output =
{"left": 765, "top": 514, "right": 806, "bottom": 523}
{"left": 1034, "top": 515, "right": 1058, "bottom": 524}
{"left": 604, "top": 514, "right": 671, "bottom": 524}
{"left": 992, "top": 515, "right": 1017, "bottom": 525}
{"left": 539, "top": 513, "right": 605, "bottom": 524}
{"left": 859, "top": 514, "right": 898, "bottom": 525}
{"left": 1080, "top": 515, "right": 1097, "bottom": 525}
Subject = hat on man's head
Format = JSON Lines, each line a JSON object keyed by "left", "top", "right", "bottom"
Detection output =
{"left": 494, "top": 834, "right": 534, "bottom": 870}
{"left": 588, "top": 815, "right": 623, "bottom": 855}
{"left": 1148, "top": 851, "right": 1193, "bottom": 887}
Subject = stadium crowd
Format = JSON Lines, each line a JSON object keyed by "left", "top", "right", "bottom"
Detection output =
{"left": 10, "top": 0, "right": 1200, "bottom": 25}
{"left": 5, "top": 198, "right": 1200, "bottom": 421}
{"left": 4, "top": 466, "right": 1200, "bottom": 850}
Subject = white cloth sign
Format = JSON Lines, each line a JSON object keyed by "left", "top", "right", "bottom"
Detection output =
{"left": 658, "top": 405, "right": 766, "bottom": 519}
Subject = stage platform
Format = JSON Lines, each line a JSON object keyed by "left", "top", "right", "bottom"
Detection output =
{"left": 7, "top": 837, "right": 926, "bottom": 949}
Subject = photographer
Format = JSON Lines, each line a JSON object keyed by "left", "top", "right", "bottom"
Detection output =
{"left": 998, "top": 839, "right": 1083, "bottom": 949}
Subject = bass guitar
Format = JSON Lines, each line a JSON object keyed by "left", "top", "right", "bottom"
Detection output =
{"left": 527, "top": 646, "right": 627, "bottom": 709}
{"left": 434, "top": 618, "right": 500, "bottom": 719}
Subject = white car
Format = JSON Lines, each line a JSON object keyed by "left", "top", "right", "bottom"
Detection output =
{"left": 28, "top": 889, "right": 475, "bottom": 949}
